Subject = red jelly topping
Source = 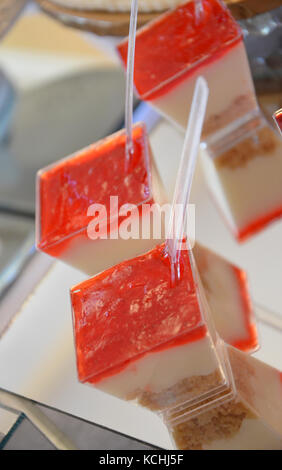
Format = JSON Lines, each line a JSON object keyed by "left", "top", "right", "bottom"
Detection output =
{"left": 274, "top": 109, "right": 282, "bottom": 132}
{"left": 37, "top": 124, "right": 151, "bottom": 255}
{"left": 71, "top": 243, "right": 207, "bottom": 384}
{"left": 117, "top": 0, "right": 242, "bottom": 99}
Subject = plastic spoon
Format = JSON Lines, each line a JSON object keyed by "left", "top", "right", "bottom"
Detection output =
{"left": 166, "top": 76, "right": 209, "bottom": 284}
{"left": 125, "top": 0, "right": 138, "bottom": 169}
{"left": 195, "top": 0, "right": 204, "bottom": 24}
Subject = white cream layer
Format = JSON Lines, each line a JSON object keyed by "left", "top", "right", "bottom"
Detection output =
{"left": 233, "top": 349, "right": 282, "bottom": 438}
{"left": 60, "top": 223, "right": 162, "bottom": 276}
{"left": 193, "top": 244, "right": 251, "bottom": 347}
{"left": 200, "top": 146, "right": 238, "bottom": 234}
{"left": 95, "top": 335, "right": 220, "bottom": 400}
{"left": 150, "top": 42, "right": 256, "bottom": 136}
{"left": 215, "top": 130, "right": 282, "bottom": 234}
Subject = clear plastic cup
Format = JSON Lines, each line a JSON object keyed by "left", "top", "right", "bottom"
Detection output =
{"left": 117, "top": 0, "right": 258, "bottom": 141}
{"left": 165, "top": 344, "right": 282, "bottom": 450}
{"left": 70, "top": 242, "right": 233, "bottom": 414}
{"left": 201, "top": 110, "right": 282, "bottom": 241}
{"left": 36, "top": 122, "right": 166, "bottom": 275}
{"left": 193, "top": 243, "right": 258, "bottom": 353}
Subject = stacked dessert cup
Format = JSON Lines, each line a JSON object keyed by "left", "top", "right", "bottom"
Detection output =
{"left": 69, "top": 75, "right": 282, "bottom": 449}
{"left": 200, "top": 110, "right": 282, "bottom": 241}
{"left": 36, "top": 0, "right": 282, "bottom": 450}
{"left": 118, "top": 0, "right": 282, "bottom": 241}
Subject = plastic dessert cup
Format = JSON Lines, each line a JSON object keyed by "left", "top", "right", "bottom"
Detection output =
{"left": 65, "top": 234, "right": 258, "bottom": 354}
{"left": 193, "top": 243, "right": 257, "bottom": 353}
{"left": 71, "top": 243, "right": 233, "bottom": 412}
{"left": 117, "top": 0, "right": 258, "bottom": 141}
{"left": 201, "top": 111, "right": 282, "bottom": 241}
{"left": 166, "top": 345, "right": 282, "bottom": 450}
{"left": 273, "top": 109, "right": 282, "bottom": 134}
{"left": 36, "top": 123, "right": 165, "bottom": 275}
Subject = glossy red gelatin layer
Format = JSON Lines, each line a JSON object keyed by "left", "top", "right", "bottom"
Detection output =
{"left": 117, "top": 0, "right": 242, "bottom": 99}
{"left": 71, "top": 243, "right": 206, "bottom": 384}
{"left": 37, "top": 124, "right": 151, "bottom": 255}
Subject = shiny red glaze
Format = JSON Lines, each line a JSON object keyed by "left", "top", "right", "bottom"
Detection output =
{"left": 37, "top": 124, "right": 152, "bottom": 256}
{"left": 117, "top": 0, "right": 242, "bottom": 99}
{"left": 71, "top": 243, "right": 206, "bottom": 384}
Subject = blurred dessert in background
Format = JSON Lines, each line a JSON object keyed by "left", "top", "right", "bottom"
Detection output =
{"left": 117, "top": 0, "right": 258, "bottom": 141}
{"left": 48, "top": 0, "right": 282, "bottom": 17}
{"left": 201, "top": 111, "right": 282, "bottom": 241}
{"left": 51, "top": 0, "right": 180, "bottom": 11}
{"left": 193, "top": 243, "right": 257, "bottom": 352}
{"left": 36, "top": 0, "right": 282, "bottom": 36}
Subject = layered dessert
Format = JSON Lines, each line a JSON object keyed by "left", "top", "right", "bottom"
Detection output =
{"left": 117, "top": 0, "right": 258, "bottom": 140}
{"left": 36, "top": 123, "right": 165, "bottom": 275}
{"left": 36, "top": 121, "right": 257, "bottom": 350}
{"left": 167, "top": 345, "right": 282, "bottom": 450}
{"left": 201, "top": 112, "right": 282, "bottom": 241}
{"left": 71, "top": 243, "right": 232, "bottom": 411}
{"left": 274, "top": 109, "right": 282, "bottom": 134}
{"left": 193, "top": 243, "right": 257, "bottom": 352}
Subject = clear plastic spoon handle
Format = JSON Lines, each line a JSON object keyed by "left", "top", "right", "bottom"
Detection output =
{"left": 166, "top": 76, "right": 209, "bottom": 282}
{"left": 125, "top": 0, "right": 138, "bottom": 167}
{"left": 195, "top": 0, "right": 204, "bottom": 24}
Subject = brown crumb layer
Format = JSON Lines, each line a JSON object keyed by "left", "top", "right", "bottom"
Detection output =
{"left": 215, "top": 125, "right": 279, "bottom": 170}
{"left": 170, "top": 398, "right": 256, "bottom": 450}
{"left": 202, "top": 94, "right": 257, "bottom": 138}
{"left": 137, "top": 369, "right": 222, "bottom": 411}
